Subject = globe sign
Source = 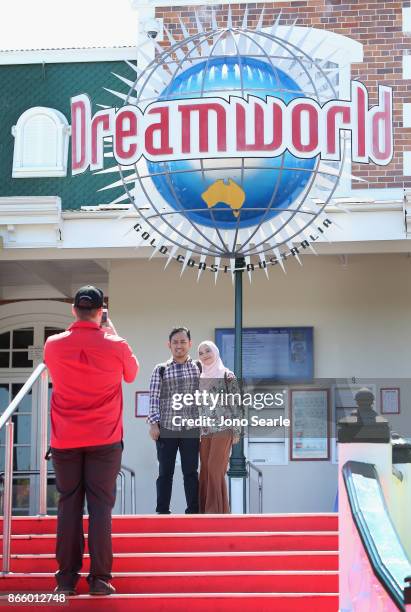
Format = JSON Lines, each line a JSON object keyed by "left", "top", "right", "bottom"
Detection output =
{"left": 115, "top": 13, "right": 344, "bottom": 266}
{"left": 69, "top": 10, "right": 392, "bottom": 271}
{"left": 147, "top": 56, "right": 316, "bottom": 230}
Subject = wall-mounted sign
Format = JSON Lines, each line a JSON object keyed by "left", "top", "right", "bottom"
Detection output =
{"left": 380, "top": 387, "right": 400, "bottom": 415}
{"left": 290, "top": 388, "right": 330, "bottom": 460}
{"left": 70, "top": 8, "right": 393, "bottom": 277}
{"left": 215, "top": 327, "right": 313, "bottom": 380}
{"left": 28, "top": 346, "right": 44, "bottom": 361}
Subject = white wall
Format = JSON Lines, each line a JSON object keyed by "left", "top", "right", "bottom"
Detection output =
{"left": 108, "top": 253, "right": 411, "bottom": 513}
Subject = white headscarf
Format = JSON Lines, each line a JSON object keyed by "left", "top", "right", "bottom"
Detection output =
{"left": 198, "top": 340, "right": 228, "bottom": 389}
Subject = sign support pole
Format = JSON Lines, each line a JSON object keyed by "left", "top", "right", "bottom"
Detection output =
{"left": 228, "top": 256, "right": 248, "bottom": 513}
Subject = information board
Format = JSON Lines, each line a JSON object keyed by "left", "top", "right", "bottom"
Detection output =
{"left": 290, "top": 388, "right": 330, "bottom": 460}
{"left": 215, "top": 327, "right": 313, "bottom": 381}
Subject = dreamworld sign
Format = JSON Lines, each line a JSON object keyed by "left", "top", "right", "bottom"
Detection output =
{"left": 72, "top": 83, "right": 392, "bottom": 169}
{"left": 70, "top": 11, "right": 394, "bottom": 278}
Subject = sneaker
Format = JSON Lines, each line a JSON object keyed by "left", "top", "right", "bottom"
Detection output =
{"left": 54, "top": 584, "right": 78, "bottom": 596}
{"left": 88, "top": 578, "right": 116, "bottom": 596}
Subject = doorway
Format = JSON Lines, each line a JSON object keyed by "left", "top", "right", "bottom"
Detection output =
{"left": 0, "top": 301, "right": 71, "bottom": 514}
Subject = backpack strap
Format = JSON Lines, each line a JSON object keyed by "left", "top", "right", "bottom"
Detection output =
{"left": 158, "top": 360, "right": 202, "bottom": 377}
{"left": 158, "top": 363, "right": 167, "bottom": 379}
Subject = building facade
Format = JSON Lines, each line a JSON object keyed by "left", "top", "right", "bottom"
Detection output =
{"left": 0, "top": 0, "right": 410, "bottom": 515}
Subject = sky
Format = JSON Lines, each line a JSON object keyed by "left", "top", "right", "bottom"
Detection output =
{"left": 0, "top": 0, "right": 139, "bottom": 51}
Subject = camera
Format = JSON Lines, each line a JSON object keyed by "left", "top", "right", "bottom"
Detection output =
{"left": 144, "top": 18, "right": 161, "bottom": 39}
{"left": 101, "top": 308, "right": 109, "bottom": 327}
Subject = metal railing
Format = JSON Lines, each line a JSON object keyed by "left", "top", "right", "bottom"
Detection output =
{"left": 0, "top": 466, "right": 136, "bottom": 515}
{"left": 119, "top": 464, "right": 136, "bottom": 515}
{"left": 0, "top": 363, "right": 137, "bottom": 574}
{"left": 246, "top": 460, "right": 263, "bottom": 513}
{"left": 0, "top": 363, "right": 48, "bottom": 573}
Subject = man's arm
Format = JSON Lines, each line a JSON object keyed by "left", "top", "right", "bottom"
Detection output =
{"left": 148, "top": 366, "right": 161, "bottom": 424}
{"left": 148, "top": 366, "right": 162, "bottom": 440}
{"left": 121, "top": 341, "right": 139, "bottom": 383}
{"left": 102, "top": 317, "right": 118, "bottom": 336}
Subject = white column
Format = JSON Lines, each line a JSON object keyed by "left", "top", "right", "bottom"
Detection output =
{"left": 338, "top": 442, "right": 393, "bottom": 612}
{"left": 230, "top": 478, "right": 245, "bottom": 514}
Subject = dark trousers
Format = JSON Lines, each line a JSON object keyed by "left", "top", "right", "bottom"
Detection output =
{"left": 51, "top": 441, "right": 122, "bottom": 587}
{"left": 156, "top": 431, "right": 199, "bottom": 514}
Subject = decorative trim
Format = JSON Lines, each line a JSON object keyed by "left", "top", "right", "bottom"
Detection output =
{"left": 326, "top": 200, "right": 403, "bottom": 213}
{"left": 404, "top": 151, "right": 411, "bottom": 177}
{"left": 0, "top": 197, "right": 61, "bottom": 224}
{"left": 0, "top": 47, "right": 138, "bottom": 66}
{"left": 0, "top": 197, "right": 62, "bottom": 248}
{"left": 11, "top": 169, "right": 68, "bottom": 178}
{"left": 61, "top": 199, "right": 404, "bottom": 220}
{"left": 403, "top": 55, "right": 411, "bottom": 80}
{"left": 403, "top": 8, "right": 411, "bottom": 34}
{"left": 134, "top": 0, "right": 305, "bottom": 6}
{"left": 403, "top": 103, "right": 411, "bottom": 128}
{"left": 0, "top": 301, "right": 71, "bottom": 335}
{"left": 63, "top": 210, "right": 138, "bottom": 220}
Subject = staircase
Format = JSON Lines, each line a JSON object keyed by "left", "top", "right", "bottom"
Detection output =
{"left": 0, "top": 514, "right": 338, "bottom": 611}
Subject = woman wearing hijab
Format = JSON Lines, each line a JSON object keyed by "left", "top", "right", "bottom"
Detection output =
{"left": 197, "top": 341, "right": 241, "bottom": 514}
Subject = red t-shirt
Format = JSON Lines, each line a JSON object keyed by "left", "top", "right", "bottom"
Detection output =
{"left": 44, "top": 321, "right": 139, "bottom": 449}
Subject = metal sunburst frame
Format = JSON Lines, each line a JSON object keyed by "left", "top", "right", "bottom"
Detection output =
{"left": 98, "top": 7, "right": 360, "bottom": 277}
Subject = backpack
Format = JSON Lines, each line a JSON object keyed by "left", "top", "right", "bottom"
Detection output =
{"left": 158, "top": 360, "right": 202, "bottom": 378}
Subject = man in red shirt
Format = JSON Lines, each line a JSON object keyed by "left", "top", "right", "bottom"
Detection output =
{"left": 44, "top": 286, "right": 139, "bottom": 597}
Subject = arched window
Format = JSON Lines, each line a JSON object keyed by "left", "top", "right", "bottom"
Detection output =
{"left": 12, "top": 107, "right": 70, "bottom": 178}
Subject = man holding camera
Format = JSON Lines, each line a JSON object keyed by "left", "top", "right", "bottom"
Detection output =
{"left": 44, "top": 286, "right": 139, "bottom": 596}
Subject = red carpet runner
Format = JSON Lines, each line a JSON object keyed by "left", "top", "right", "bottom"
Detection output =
{"left": 0, "top": 514, "right": 338, "bottom": 611}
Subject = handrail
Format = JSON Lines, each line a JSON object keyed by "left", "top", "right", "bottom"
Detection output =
{"left": 0, "top": 363, "right": 48, "bottom": 574}
{"left": 2, "top": 422, "right": 13, "bottom": 574}
{"left": 120, "top": 464, "right": 136, "bottom": 514}
{"left": 246, "top": 460, "right": 263, "bottom": 513}
{"left": 0, "top": 467, "right": 136, "bottom": 515}
{"left": 343, "top": 460, "right": 411, "bottom": 609}
{"left": 0, "top": 363, "right": 46, "bottom": 430}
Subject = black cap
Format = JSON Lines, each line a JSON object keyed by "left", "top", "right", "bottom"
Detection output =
{"left": 74, "top": 286, "right": 105, "bottom": 309}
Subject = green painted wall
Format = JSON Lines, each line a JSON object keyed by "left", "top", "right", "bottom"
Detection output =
{"left": 0, "top": 60, "right": 135, "bottom": 209}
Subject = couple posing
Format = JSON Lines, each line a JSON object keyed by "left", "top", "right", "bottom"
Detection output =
{"left": 148, "top": 326, "right": 241, "bottom": 514}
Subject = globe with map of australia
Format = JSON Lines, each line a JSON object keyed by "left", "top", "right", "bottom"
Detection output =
{"left": 147, "top": 56, "right": 316, "bottom": 231}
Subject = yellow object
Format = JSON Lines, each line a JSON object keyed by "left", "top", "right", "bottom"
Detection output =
{"left": 201, "top": 179, "right": 245, "bottom": 218}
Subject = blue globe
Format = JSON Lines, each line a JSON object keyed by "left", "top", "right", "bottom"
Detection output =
{"left": 147, "top": 56, "right": 316, "bottom": 230}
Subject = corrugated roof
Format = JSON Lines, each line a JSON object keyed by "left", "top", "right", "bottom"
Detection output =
{"left": 0, "top": 0, "right": 138, "bottom": 52}
{"left": 0, "top": 45, "right": 136, "bottom": 53}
